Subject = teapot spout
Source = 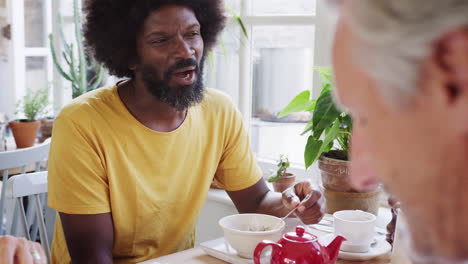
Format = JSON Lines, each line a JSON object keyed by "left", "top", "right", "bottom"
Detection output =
{"left": 326, "top": 235, "right": 346, "bottom": 263}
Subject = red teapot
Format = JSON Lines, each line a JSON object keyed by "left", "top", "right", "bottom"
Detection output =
{"left": 253, "top": 226, "right": 345, "bottom": 264}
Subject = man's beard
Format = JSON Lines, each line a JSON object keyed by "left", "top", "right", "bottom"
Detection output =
{"left": 140, "top": 56, "right": 205, "bottom": 111}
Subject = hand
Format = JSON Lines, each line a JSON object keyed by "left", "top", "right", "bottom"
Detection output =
{"left": 282, "top": 180, "right": 325, "bottom": 225}
{"left": 0, "top": 236, "right": 47, "bottom": 264}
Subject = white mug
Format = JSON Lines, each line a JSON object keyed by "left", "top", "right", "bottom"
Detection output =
{"left": 333, "top": 210, "right": 376, "bottom": 253}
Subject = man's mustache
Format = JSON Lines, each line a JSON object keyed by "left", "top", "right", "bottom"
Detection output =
{"left": 167, "top": 58, "right": 199, "bottom": 75}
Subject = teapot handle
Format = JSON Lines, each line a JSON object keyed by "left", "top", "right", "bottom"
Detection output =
{"left": 253, "top": 240, "right": 282, "bottom": 264}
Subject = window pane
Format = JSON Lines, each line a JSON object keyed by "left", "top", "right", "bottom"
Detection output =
{"left": 24, "top": 0, "right": 46, "bottom": 47}
{"left": 252, "top": 122, "right": 308, "bottom": 166}
{"left": 251, "top": 25, "right": 315, "bottom": 166}
{"left": 26, "top": 57, "right": 48, "bottom": 91}
{"left": 252, "top": 0, "right": 316, "bottom": 16}
{"left": 252, "top": 25, "right": 314, "bottom": 119}
{"left": 225, "top": 0, "right": 240, "bottom": 15}
{"left": 60, "top": 0, "right": 75, "bottom": 17}
{"left": 205, "top": 25, "right": 241, "bottom": 106}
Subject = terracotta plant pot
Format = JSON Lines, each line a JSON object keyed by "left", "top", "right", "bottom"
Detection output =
{"left": 323, "top": 188, "right": 381, "bottom": 215}
{"left": 318, "top": 154, "right": 356, "bottom": 192}
{"left": 272, "top": 173, "right": 296, "bottom": 193}
{"left": 9, "top": 120, "right": 41, "bottom": 148}
{"left": 39, "top": 118, "right": 54, "bottom": 142}
{"left": 318, "top": 153, "right": 381, "bottom": 215}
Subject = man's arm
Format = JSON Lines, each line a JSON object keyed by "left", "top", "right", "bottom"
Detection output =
{"left": 227, "top": 178, "right": 325, "bottom": 225}
{"left": 59, "top": 213, "right": 114, "bottom": 264}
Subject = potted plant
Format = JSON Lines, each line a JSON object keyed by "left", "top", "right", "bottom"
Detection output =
{"left": 49, "top": 0, "right": 105, "bottom": 99}
{"left": 45, "top": 0, "right": 107, "bottom": 137}
{"left": 278, "top": 67, "right": 381, "bottom": 215}
{"left": 9, "top": 88, "right": 49, "bottom": 148}
{"left": 268, "top": 155, "right": 296, "bottom": 193}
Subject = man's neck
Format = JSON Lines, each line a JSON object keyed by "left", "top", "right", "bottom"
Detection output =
{"left": 117, "top": 79, "right": 187, "bottom": 132}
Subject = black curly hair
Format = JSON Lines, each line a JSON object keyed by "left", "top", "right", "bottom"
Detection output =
{"left": 84, "top": 0, "right": 226, "bottom": 78}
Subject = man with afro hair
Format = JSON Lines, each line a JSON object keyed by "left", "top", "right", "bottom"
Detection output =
{"left": 47, "top": 0, "right": 324, "bottom": 263}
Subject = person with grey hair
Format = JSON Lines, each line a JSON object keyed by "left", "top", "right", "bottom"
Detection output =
{"left": 332, "top": 0, "right": 468, "bottom": 263}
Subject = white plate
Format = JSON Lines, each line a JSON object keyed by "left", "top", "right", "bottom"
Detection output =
{"left": 319, "top": 234, "right": 392, "bottom": 261}
{"left": 200, "top": 237, "right": 272, "bottom": 264}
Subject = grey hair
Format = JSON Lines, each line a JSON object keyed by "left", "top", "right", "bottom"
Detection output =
{"left": 347, "top": 1, "right": 468, "bottom": 105}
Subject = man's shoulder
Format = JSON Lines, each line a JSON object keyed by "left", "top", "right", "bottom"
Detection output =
{"left": 203, "top": 88, "right": 236, "bottom": 110}
{"left": 57, "top": 85, "right": 116, "bottom": 122}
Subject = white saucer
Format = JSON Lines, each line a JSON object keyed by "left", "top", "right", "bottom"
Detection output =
{"left": 200, "top": 238, "right": 271, "bottom": 264}
{"left": 319, "top": 234, "right": 392, "bottom": 261}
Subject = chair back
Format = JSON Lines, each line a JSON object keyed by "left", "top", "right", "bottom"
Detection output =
{"left": 0, "top": 138, "right": 51, "bottom": 170}
{"left": 5, "top": 171, "right": 51, "bottom": 260}
{"left": 0, "top": 139, "right": 51, "bottom": 238}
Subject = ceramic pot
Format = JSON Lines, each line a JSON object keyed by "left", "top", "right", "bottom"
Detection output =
{"left": 318, "top": 154, "right": 357, "bottom": 192}
{"left": 272, "top": 173, "right": 296, "bottom": 193}
{"left": 323, "top": 188, "right": 381, "bottom": 215}
{"left": 9, "top": 120, "right": 41, "bottom": 148}
{"left": 319, "top": 153, "right": 381, "bottom": 215}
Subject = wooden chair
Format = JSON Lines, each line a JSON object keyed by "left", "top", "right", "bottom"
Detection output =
{"left": 5, "top": 171, "right": 51, "bottom": 260}
{"left": 0, "top": 139, "right": 51, "bottom": 238}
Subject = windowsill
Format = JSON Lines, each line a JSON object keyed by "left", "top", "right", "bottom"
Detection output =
{"left": 251, "top": 118, "right": 308, "bottom": 128}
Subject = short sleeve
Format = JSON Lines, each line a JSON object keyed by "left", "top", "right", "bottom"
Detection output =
{"left": 214, "top": 106, "right": 263, "bottom": 191}
{"left": 47, "top": 115, "right": 110, "bottom": 214}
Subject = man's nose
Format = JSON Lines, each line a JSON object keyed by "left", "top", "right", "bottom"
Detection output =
{"left": 173, "top": 35, "right": 195, "bottom": 59}
{"left": 349, "top": 126, "right": 380, "bottom": 192}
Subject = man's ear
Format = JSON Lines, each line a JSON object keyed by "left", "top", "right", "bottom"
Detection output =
{"left": 431, "top": 28, "right": 468, "bottom": 132}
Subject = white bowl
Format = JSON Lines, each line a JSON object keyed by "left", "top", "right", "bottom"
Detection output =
{"left": 218, "top": 214, "right": 285, "bottom": 259}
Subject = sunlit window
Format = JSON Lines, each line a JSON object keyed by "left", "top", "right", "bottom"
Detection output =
{"left": 206, "top": 0, "right": 324, "bottom": 167}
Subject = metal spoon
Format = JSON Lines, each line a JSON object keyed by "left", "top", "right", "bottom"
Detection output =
{"left": 281, "top": 193, "right": 313, "bottom": 221}
{"left": 272, "top": 193, "right": 313, "bottom": 230}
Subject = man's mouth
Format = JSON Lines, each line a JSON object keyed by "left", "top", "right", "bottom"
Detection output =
{"left": 172, "top": 66, "right": 197, "bottom": 85}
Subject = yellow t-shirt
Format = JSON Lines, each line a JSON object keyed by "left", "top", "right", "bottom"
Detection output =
{"left": 48, "top": 85, "right": 262, "bottom": 263}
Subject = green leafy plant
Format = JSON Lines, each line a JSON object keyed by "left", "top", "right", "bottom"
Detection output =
{"left": 16, "top": 88, "right": 49, "bottom": 122}
{"left": 268, "top": 155, "right": 291, "bottom": 183}
{"left": 207, "top": 6, "right": 249, "bottom": 68}
{"left": 49, "top": 0, "right": 104, "bottom": 99}
{"left": 279, "top": 67, "right": 352, "bottom": 169}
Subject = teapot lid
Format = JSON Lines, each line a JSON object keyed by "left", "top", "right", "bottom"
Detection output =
{"left": 284, "top": 226, "right": 316, "bottom": 242}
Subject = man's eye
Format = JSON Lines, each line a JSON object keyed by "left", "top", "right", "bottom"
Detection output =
{"left": 188, "top": 31, "right": 200, "bottom": 37}
{"left": 152, "top": 39, "right": 167, "bottom": 44}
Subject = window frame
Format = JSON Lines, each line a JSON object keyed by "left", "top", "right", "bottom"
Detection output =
{"left": 10, "top": 0, "right": 53, "bottom": 107}
{"left": 233, "top": 0, "right": 332, "bottom": 127}
{"left": 227, "top": 0, "right": 334, "bottom": 171}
